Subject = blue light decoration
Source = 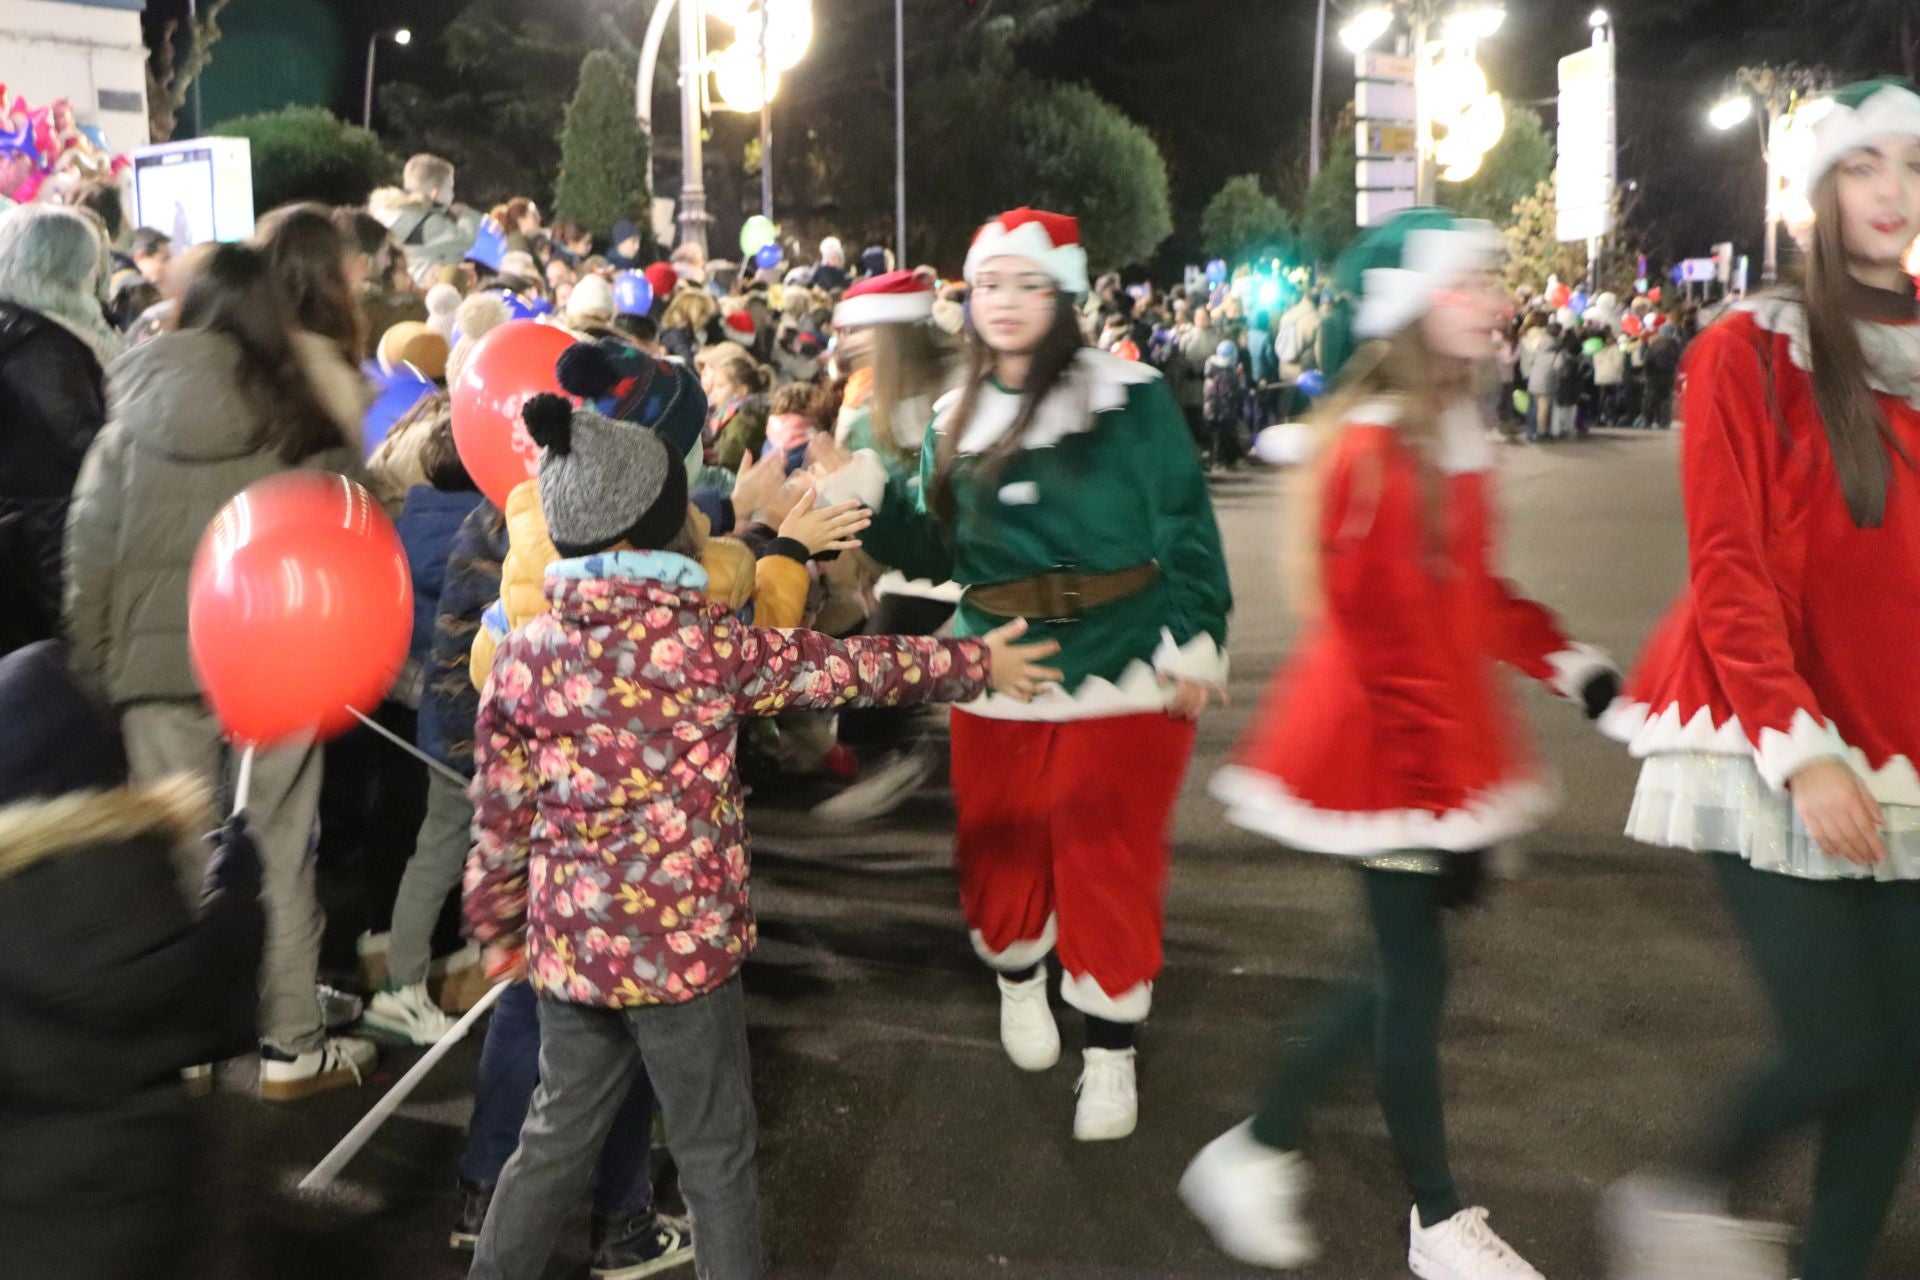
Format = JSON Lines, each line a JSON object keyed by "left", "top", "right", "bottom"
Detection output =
{"left": 1635, "top": 277, "right": 1649, "bottom": 294}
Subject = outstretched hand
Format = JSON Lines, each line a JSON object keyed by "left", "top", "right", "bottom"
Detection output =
{"left": 731, "top": 450, "right": 788, "bottom": 525}
{"left": 982, "top": 618, "right": 1065, "bottom": 702}
{"left": 779, "top": 487, "right": 871, "bottom": 556}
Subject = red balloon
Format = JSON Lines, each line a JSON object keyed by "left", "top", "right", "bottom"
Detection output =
{"left": 188, "top": 473, "right": 413, "bottom": 748}
{"left": 451, "top": 320, "right": 578, "bottom": 508}
{"left": 1547, "top": 282, "right": 1572, "bottom": 309}
{"left": 1621, "top": 313, "right": 1643, "bottom": 337}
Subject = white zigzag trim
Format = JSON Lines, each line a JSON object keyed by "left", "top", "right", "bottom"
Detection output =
{"left": 958, "top": 632, "right": 1225, "bottom": 723}
{"left": 1211, "top": 765, "right": 1559, "bottom": 857}
{"left": 1600, "top": 699, "right": 1920, "bottom": 804}
{"left": 1545, "top": 643, "right": 1618, "bottom": 703}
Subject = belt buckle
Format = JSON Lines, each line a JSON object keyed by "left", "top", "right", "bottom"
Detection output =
{"left": 1044, "top": 567, "right": 1082, "bottom": 624}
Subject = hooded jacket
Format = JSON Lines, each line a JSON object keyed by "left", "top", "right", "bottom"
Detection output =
{"left": 0, "top": 301, "right": 105, "bottom": 658}
{"left": 63, "top": 329, "right": 368, "bottom": 705}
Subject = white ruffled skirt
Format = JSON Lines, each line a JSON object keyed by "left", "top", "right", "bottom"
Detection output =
{"left": 1626, "top": 751, "right": 1920, "bottom": 881}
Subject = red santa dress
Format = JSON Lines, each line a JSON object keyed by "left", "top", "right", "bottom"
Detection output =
{"left": 1601, "top": 296, "right": 1920, "bottom": 878}
{"left": 1215, "top": 399, "right": 1608, "bottom": 856}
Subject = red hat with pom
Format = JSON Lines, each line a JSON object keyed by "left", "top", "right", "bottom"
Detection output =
{"left": 963, "top": 207, "right": 1089, "bottom": 296}
{"left": 833, "top": 269, "right": 934, "bottom": 329}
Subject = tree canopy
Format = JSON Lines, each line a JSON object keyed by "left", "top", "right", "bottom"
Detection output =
{"left": 553, "top": 49, "right": 651, "bottom": 235}
{"left": 212, "top": 106, "right": 399, "bottom": 210}
{"left": 1200, "top": 175, "right": 1294, "bottom": 263}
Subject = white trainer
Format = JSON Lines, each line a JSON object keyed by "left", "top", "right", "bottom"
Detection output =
{"left": 1178, "top": 1121, "right": 1319, "bottom": 1269}
{"left": 1602, "top": 1175, "right": 1789, "bottom": 1280}
{"left": 997, "top": 971, "right": 1060, "bottom": 1071}
{"left": 258, "top": 1035, "right": 377, "bottom": 1102}
{"left": 812, "top": 742, "right": 939, "bottom": 822}
{"left": 363, "top": 981, "right": 459, "bottom": 1045}
{"left": 1409, "top": 1206, "right": 1545, "bottom": 1280}
{"left": 1073, "top": 1047, "right": 1138, "bottom": 1141}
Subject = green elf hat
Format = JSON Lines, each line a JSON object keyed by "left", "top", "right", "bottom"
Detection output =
{"left": 1339, "top": 207, "right": 1503, "bottom": 341}
{"left": 1808, "top": 77, "right": 1920, "bottom": 184}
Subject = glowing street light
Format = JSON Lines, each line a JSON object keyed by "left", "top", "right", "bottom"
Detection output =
{"left": 1588, "top": 7, "right": 1609, "bottom": 28}
{"left": 1708, "top": 95, "right": 1754, "bottom": 131}
{"left": 363, "top": 28, "right": 412, "bottom": 130}
{"left": 1442, "top": 5, "right": 1506, "bottom": 42}
{"left": 1340, "top": 7, "right": 1394, "bottom": 53}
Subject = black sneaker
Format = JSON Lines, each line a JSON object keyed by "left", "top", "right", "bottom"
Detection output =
{"left": 449, "top": 1178, "right": 492, "bottom": 1252}
{"left": 590, "top": 1212, "right": 695, "bottom": 1278}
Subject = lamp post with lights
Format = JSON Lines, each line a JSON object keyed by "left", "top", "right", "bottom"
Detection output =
{"left": 1708, "top": 65, "right": 1831, "bottom": 287}
{"left": 363, "top": 27, "right": 412, "bottom": 131}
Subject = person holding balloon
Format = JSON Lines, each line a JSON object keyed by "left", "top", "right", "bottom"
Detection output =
{"left": 63, "top": 243, "right": 385, "bottom": 1100}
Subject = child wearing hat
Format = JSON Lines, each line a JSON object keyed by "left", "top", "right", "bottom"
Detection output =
{"left": 463, "top": 395, "right": 1060, "bottom": 1280}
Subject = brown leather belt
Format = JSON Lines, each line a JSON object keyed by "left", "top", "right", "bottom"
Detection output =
{"left": 966, "top": 562, "right": 1161, "bottom": 622}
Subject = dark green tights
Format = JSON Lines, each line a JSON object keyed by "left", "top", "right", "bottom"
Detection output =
{"left": 1251, "top": 866, "right": 1463, "bottom": 1229}
{"left": 1689, "top": 854, "right": 1920, "bottom": 1280}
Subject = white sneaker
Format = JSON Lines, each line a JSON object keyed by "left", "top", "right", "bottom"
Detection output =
{"left": 812, "top": 742, "right": 939, "bottom": 822}
{"left": 1073, "top": 1047, "right": 1138, "bottom": 1141}
{"left": 1602, "top": 1175, "right": 1788, "bottom": 1280}
{"left": 317, "top": 983, "right": 365, "bottom": 1031}
{"left": 997, "top": 971, "right": 1060, "bottom": 1071}
{"left": 363, "top": 981, "right": 459, "bottom": 1045}
{"left": 258, "top": 1036, "right": 378, "bottom": 1102}
{"left": 1409, "top": 1206, "right": 1545, "bottom": 1280}
{"left": 1178, "top": 1121, "right": 1319, "bottom": 1268}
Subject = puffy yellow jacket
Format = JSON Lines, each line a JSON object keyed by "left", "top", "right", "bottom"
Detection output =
{"left": 469, "top": 479, "right": 810, "bottom": 688}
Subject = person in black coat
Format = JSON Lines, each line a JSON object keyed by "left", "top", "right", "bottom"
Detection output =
{"left": 0, "top": 205, "right": 115, "bottom": 657}
{"left": 0, "top": 641, "right": 264, "bottom": 1280}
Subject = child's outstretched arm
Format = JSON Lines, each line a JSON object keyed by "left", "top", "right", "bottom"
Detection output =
{"left": 726, "top": 618, "right": 1062, "bottom": 717}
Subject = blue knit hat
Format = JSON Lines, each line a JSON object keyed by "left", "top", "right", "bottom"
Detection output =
{"left": 554, "top": 339, "right": 707, "bottom": 461}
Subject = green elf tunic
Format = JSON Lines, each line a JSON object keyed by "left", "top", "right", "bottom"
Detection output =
{"left": 828, "top": 348, "right": 1232, "bottom": 719}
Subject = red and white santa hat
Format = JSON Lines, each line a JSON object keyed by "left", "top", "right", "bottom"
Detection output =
{"left": 833, "top": 269, "right": 935, "bottom": 328}
{"left": 963, "top": 207, "right": 1090, "bottom": 297}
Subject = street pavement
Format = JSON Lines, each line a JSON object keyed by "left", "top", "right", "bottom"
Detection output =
{"left": 185, "top": 429, "right": 1920, "bottom": 1279}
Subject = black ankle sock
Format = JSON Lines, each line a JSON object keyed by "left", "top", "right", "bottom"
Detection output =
{"left": 1084, "top": 1015, "right": 1135, "bottom": 1051}
{"left": 1001, "top": 963, "right": 1041, "bottom": 983}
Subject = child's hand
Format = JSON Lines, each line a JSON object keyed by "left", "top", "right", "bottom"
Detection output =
{"left": 778, "top": 487, "right": 870, "bottom": 555}
{"left": 732, "top": 450, "right": 788, "bottom": 524}
{"left": 760, "top": 477, "right": 812, "bottom": 529}
{"left": 806, "top": 432, "right": 854, "bottom": 476}
{"left": 982, "top": 618, "right": 1065, "bottom": 702}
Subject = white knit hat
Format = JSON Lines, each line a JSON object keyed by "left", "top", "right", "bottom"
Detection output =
{"left": 566, "top": 274, "right": 616, "bottom": 326}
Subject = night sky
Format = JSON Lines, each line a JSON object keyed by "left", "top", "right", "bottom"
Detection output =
{"left": 141, "top": 0, "right": 1897, "bottom": 272}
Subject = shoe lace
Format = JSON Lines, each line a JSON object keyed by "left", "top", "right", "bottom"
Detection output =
{"left": 324, "top": 1041, "right": 365, "bottom": 1086}
{"left": 1453, "top": 1208, "right": 1539, "bottom": 1277}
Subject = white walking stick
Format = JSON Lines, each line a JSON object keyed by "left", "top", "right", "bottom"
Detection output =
{"left": 297, "top": 978, "right": 509, "bottom": 1192}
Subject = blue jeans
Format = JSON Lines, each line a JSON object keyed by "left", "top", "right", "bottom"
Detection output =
{"left": 460, "top": 980, "right": 655, "bottom": 1219}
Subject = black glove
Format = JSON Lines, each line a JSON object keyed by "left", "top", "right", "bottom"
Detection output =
{"left": 1580, "top": 669, "right": 1621, "bottom": 722}
{"left": 202, "top": 815, "right": 262, "bottom": 900}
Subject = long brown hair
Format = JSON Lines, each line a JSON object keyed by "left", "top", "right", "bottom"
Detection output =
{"left": 929, "top": 295, "right": 1083, "bottom": 524}
{"left": 870, "top": 321, "right": 956, "bottom": 463}
{"left": 1799, "top": 172, "right": 1911, "bottom": 527}
{"left": 254, "top": 202, "right": 365, "bottom": 365}
{"left": 176, "top": 243, "right": 350, "bottom": 464}
{"left": 1282, "top": 325, "right": 1466, "bottom": 621}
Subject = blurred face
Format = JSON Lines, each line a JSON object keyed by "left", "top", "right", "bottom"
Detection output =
{"left": 1833, "top": 134, "right": 1920, "bottom": 271}
{"left": 518, "top": 204, "right": 543, "bottom": 235}
{"left": 133, "top": 242, "right": 171, "bottom": 285}
{"left": 343, "top": 250, "right": 372, "bottom": 292}
{"left": 1421, "top": 265, "right": 1505, "bottom": 362}
{"left": 617, "top": 236, "right": 642, "bottom": 259}
{"left": 970, "top": 256, "right": 1057, "bottom": 355}
{"left": 835, "top": 325, "right": 874, "bottom": 370}
{"left": 546, "top": 259, "right": 577, "bottom": 292}
{"left": 1193, "top": 306, "right": 1212, "bottom": 329}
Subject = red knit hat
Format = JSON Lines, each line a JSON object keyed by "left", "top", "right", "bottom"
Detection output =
{"left": 643, "top": 262, "right": 679, "bottom": 304}
{"left": 833, "top": 269, "right": 935, "bottom": 328}
{"left": 724, "top": 309, "right": 756, "bottom": 338}
{"left": 964, "top": 207, "right": 1089, "bottom": 296}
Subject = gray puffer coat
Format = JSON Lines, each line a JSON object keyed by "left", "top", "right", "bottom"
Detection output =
{"left": 63, "top": 329, "right": 367, "bottom": 706}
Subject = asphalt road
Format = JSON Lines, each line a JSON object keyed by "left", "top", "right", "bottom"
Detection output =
{"left": 184, "top": 429, "right": 1920, "bottom": 1279}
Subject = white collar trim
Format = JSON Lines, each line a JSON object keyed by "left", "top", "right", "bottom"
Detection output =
{"left": 935, "top": 348, "right": 1161, "bottom": 454}
{"left": 1739, "top": 293, "right": 1920, "bottom": 407}
{"left": 1343, "top": 397, "right": 1495, "bottom": 474}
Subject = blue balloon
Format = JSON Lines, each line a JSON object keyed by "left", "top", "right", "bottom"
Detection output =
{"left": 1205, "top": 258, "right": 1228, "bottom": 285}
{"left": 361, "top": 365, "right": 436, "bottom": 459}
{"left": 753, "top": 242, "right": 785, "bottom": 271}
{"left": 1569, "top": 290, "right": 1590, "bottom": 315}
{"left": 614, "top": 270, "right": 654, "bottom": 316}
{"left": 1297, "top": 369, "right": 1327, "bottom": 398}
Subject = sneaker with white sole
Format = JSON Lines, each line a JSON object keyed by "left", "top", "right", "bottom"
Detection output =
{"left": 591, "top": 1211, "right": 696, "bottom": 1278}
{"left": 1602, "top": 1175, "right": 1788, "bottom": 1280}
{"left": 811, "top": 742, "right": 939, "bottom": 823}
{"left": 1178, "top": 1121, "right": 1319, "bottom": 1269}
{"left": 1073, "top": 1047, "right": 1138, "bottom": 1141}
{"left": 997, "top": 971, "right": 1060, "bottom": 1071}
{"left": 1409, "top": 1207, "right": 1545, "bottom": 1280}
{"left": 258, "top": 1036, "right": 377, "bottom": 1102}
{"left": 363, "top": 981, "right": 459, "bottom": 1045}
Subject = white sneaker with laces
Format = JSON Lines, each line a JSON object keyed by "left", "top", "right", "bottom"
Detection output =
{"left": 811, "top": 742, "right": 940, "bottom": 822}
{"left": 1409, "top": 1206, "right": 1545, "bottom": 1280}
{"left": 258, "top": 1035, "right": 378, "bottom": 1102}
{"left": 1073, "top": 1047, "right": 1138, "bottom": 1141}
{"left": 1601, "top": 1175, "right": 1789, "bottom": 1280}
{"left": 1178, "top": 1121, "right": 1319, "bottom": 1269}
{"left": 997, "top": 971, "right": 1060, "bottom": 1071}
{"left": 363, "top": 981, "right": 459, "bottom": 1045}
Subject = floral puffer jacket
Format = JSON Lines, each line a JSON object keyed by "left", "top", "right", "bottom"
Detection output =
{"left": 465, "top": 549, "right": 991, "bottom": 1006}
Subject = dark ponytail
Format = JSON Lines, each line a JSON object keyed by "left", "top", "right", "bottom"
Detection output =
{"left": 176, "top": 243, "right": 350, "bottom": 464}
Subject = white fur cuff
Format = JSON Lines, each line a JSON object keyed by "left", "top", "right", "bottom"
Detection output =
{"left": 816, "top": 449, "right": 889, "bottom": 511}
{"left": 1059, "top": 972, "right": 1152, "bottom": 1023}
{"left": 1755, "top": 709, "right": 1853, "bottom": 791}
{"left": 970, "top": 915, "right": 1057, "bottom": 971}
{"left": 1545, "top": 643, "right": 1618, "bottom": 703}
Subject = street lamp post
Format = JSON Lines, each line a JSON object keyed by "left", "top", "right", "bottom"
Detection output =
{"left": 1309, "top": 0, "right": 1328, "bottom": 182}
{"left": 677, "top": 0, "right": 709, "bottom": 254}
{"left": 1709, "top": 66, "right": 1827, "bottom": 288}
{"left": 895, "top": 0, "right": 907, "bottom": 262}
{"left": 363, "top": 27, "right": 411, "bottom": 131}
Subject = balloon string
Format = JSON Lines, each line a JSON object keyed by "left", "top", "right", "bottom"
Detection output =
{"left": 231, "top": 744, "right": 255, "bottom": 819}
{"left": 348, "top": 707, "right": 470, "bottom": 788}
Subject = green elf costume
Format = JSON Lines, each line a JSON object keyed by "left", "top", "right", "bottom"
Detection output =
{"left": 823, "top": 207, "right": 1232, "bottom": 1143}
